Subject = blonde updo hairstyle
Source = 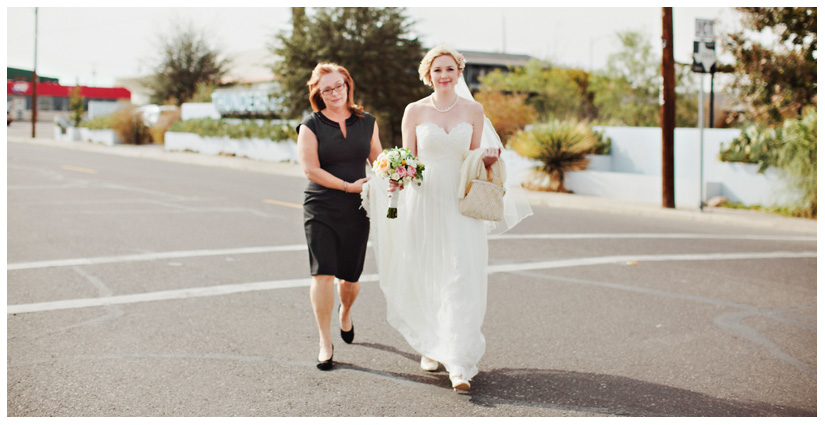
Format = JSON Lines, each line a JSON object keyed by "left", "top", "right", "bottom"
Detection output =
{"left": 418, "top": 45, "right": 466, "bottom": 87}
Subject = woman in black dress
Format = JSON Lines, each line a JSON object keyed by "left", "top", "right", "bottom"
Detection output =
{"left": 296, "top": 63, "right": 383, "bottom": 370}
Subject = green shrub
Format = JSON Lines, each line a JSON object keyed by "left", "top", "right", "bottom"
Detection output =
{"left": 189, "top": 82, "right": 218, "bottom": 103}
{"left": 588, "top": 128, "right": 611, "bottom": 155}
{"left": 168, "top": 118, "right": 294, "bottom": 142}
{"left": 78, "top": 113, "right": 117, "bottom": 130}
{"left": 775, "top": 107, "right": 816, "bottom": 218}
{"left": 149, "top": 109, "right": 182, "bottom": 144}
{"left": 719, "top": 108, "right": 816, "bottom": 218}
{"left": 510, "top": 120, "right": 601, "bottom": 193}
{"left": 112, "top": 107, "right": 151, "bottom": 144}
{"left": 69, "top": 86, "right": 84, "bottom": 127}
{"left": 720, "top": 201, "right": 813, "bottom": 219}
{"left": 475, "top": 89, "right": 538, "bottom": 145}
{"left": 718, "top": 122, "right": 781, "bottom": 172}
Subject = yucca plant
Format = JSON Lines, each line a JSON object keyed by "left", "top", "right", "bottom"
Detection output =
{"left": 509, "top": 120, "right": 599, "bottom": 193}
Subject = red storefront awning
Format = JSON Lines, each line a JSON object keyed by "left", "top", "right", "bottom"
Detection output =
{"left": 7, "top": 81, "right": 131, "bottom": 100}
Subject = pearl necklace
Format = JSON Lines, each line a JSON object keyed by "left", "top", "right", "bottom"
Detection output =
{"left": 431, "top": 94, "right": 459, "bottom": 113}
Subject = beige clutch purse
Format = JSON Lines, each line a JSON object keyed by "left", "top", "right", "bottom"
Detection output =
{"left": 459, "top": 152, "right": 506, "bottom": 221}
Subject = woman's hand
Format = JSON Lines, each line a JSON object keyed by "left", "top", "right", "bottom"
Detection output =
{"left": 482, "top": 147, "right": 501, "bottom": 167}
{"left": 349, "top": 177, "right": 370, "bottom": 194}
{"left": 388, "top": 179, "right": 405, "bottom": 193}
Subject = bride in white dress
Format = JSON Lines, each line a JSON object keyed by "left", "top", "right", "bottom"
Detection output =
{"left": 368, "top": 46, "right": 532, "bottom": 391}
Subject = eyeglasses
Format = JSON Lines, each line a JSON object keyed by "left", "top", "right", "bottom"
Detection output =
{"left": 320, "top": 82, "right": 347, "bottom": 97}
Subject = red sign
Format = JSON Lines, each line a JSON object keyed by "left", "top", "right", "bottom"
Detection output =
{"left": 10, "top": 81, "right": 30, "bottom": 95}
{"left": 6, "top": 81, "right": 131, "bottom": 100}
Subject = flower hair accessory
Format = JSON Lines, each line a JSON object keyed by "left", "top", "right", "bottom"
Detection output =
{"left": 457, "top": 53, "right": 467, "bottom": 69}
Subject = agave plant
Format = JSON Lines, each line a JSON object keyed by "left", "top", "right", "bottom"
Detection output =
{"left": 509, "top": 120, "right": 601, "bottom": 193}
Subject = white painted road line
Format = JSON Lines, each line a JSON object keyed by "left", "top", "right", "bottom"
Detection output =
{"left": 7, "top": 251, "right": 815, "bottom": 315}
{"left": 60, "top": 165, "right": 99, "bottom": 174}
{"left": 7, "top": 233, "right": 815, "bottom": 271}
{"left": 489, "top": 233, "right": 817, "bottom": 241}
{"left": 6, "top": 276, "right": 357, "bottom": 315}
{"left": 486, "top": 250, "right": 817, "bottom": 274}
{"left": 7, "top": 245, "right": 309, "bottom": 271}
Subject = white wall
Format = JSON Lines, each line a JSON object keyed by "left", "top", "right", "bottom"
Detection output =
{"left": 181, "top": 103, "right": 221, "bottom": 120}
{"left": 521, "top": 126, "right": 802, "bottom": 209}
{"left": 88, "top": 101, "right": 127, "bottom": 119}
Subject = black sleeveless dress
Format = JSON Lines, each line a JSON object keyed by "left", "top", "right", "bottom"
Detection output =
{"left": 297, "top": 111, "right": 375, "bottom": 282}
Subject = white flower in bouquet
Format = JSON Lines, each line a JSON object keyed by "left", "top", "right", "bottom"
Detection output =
{"left": 371, "top": 148, "right": 425, "bottom": 218}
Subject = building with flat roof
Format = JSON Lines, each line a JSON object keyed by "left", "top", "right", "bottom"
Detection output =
{"left": 7, "top": 67, "right": 59, "bottom": 84}
{"left": 7, "top": 67, "right": 131, "bottom": 122}
{"left": 461, "top": 50, "right": 534, "bottom": 90}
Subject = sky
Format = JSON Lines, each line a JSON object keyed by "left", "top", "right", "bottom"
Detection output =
{"left": 6, "top": 4, "right": 742, "bottom": 88}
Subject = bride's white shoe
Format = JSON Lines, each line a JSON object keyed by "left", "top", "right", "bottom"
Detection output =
{"left": 449, "top": 373, "right": 470, "bottom": 391}
{"left": 420, "top": 356, "right": 439, "bottom": 371}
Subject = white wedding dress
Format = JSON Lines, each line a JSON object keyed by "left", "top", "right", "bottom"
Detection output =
{"left": 373, "top": 121, "right": 488, "bottom": 380}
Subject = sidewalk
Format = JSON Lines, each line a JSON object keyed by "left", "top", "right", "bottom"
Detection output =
{"left": 7, "top": 134, "right": 817, "bottom": 235}
{"left": 524, "top": 190, "right": 817, "bottom": 234}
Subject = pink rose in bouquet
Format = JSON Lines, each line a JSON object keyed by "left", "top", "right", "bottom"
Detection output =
{"left": 371, "top": 148, "right": 425, "bottom": 218}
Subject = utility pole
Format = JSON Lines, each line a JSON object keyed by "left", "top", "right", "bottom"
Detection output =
{"left": 31, "top": 7, "right": 39, "bottom": 137}
{"left": 660, "top": 7, "right": 676, "bottom": 208}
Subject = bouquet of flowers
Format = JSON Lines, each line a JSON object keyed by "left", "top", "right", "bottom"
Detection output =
{"left": 372, "top": 148, "right": 425, "bottom": 218}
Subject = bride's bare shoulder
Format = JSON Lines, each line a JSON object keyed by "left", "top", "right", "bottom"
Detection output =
{"left": 460, "top": 96, "right": 482, "bottom": 109}
{"left": 404, "top": 98, "right": 430, "bottom": 117}
{"left": 457, "top": 97, "right": 483, "bottom": 116}
{"left": 408, "top": 97, "right": 431, "bottom": 109}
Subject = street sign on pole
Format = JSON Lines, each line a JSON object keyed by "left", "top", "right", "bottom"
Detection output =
{"left": 693, "top": 18, "right": 715, "bottom": 211}
{"left": 692, "top": 41, "right": 717, "bottom": 73}
{"left": 698, "top": 74, "right": 705, "bottom": 210}
{"left": 695, "top": 18, "right": 715, "bottom": 41}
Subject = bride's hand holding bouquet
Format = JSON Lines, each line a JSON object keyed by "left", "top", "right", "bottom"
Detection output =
{"left": 372, "top": 148, "right": 424, "bottom": 218}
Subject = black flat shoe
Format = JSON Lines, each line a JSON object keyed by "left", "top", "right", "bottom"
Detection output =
{"left": 316, "top": 344, "right": 334, "bottom": 371}
{"left": 339, "top": 305, "right": 354, "bottom": 344}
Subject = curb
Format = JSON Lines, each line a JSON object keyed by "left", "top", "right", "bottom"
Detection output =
{"left": 7, "top": 135, "right": 305, "bottom": 178}
{"left": 524, "top": 191, "right": 817, "bottom": 234}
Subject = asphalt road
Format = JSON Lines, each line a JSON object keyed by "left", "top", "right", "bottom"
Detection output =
{"left": 6, "top": 136, "right": 817, "bottom": 417}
